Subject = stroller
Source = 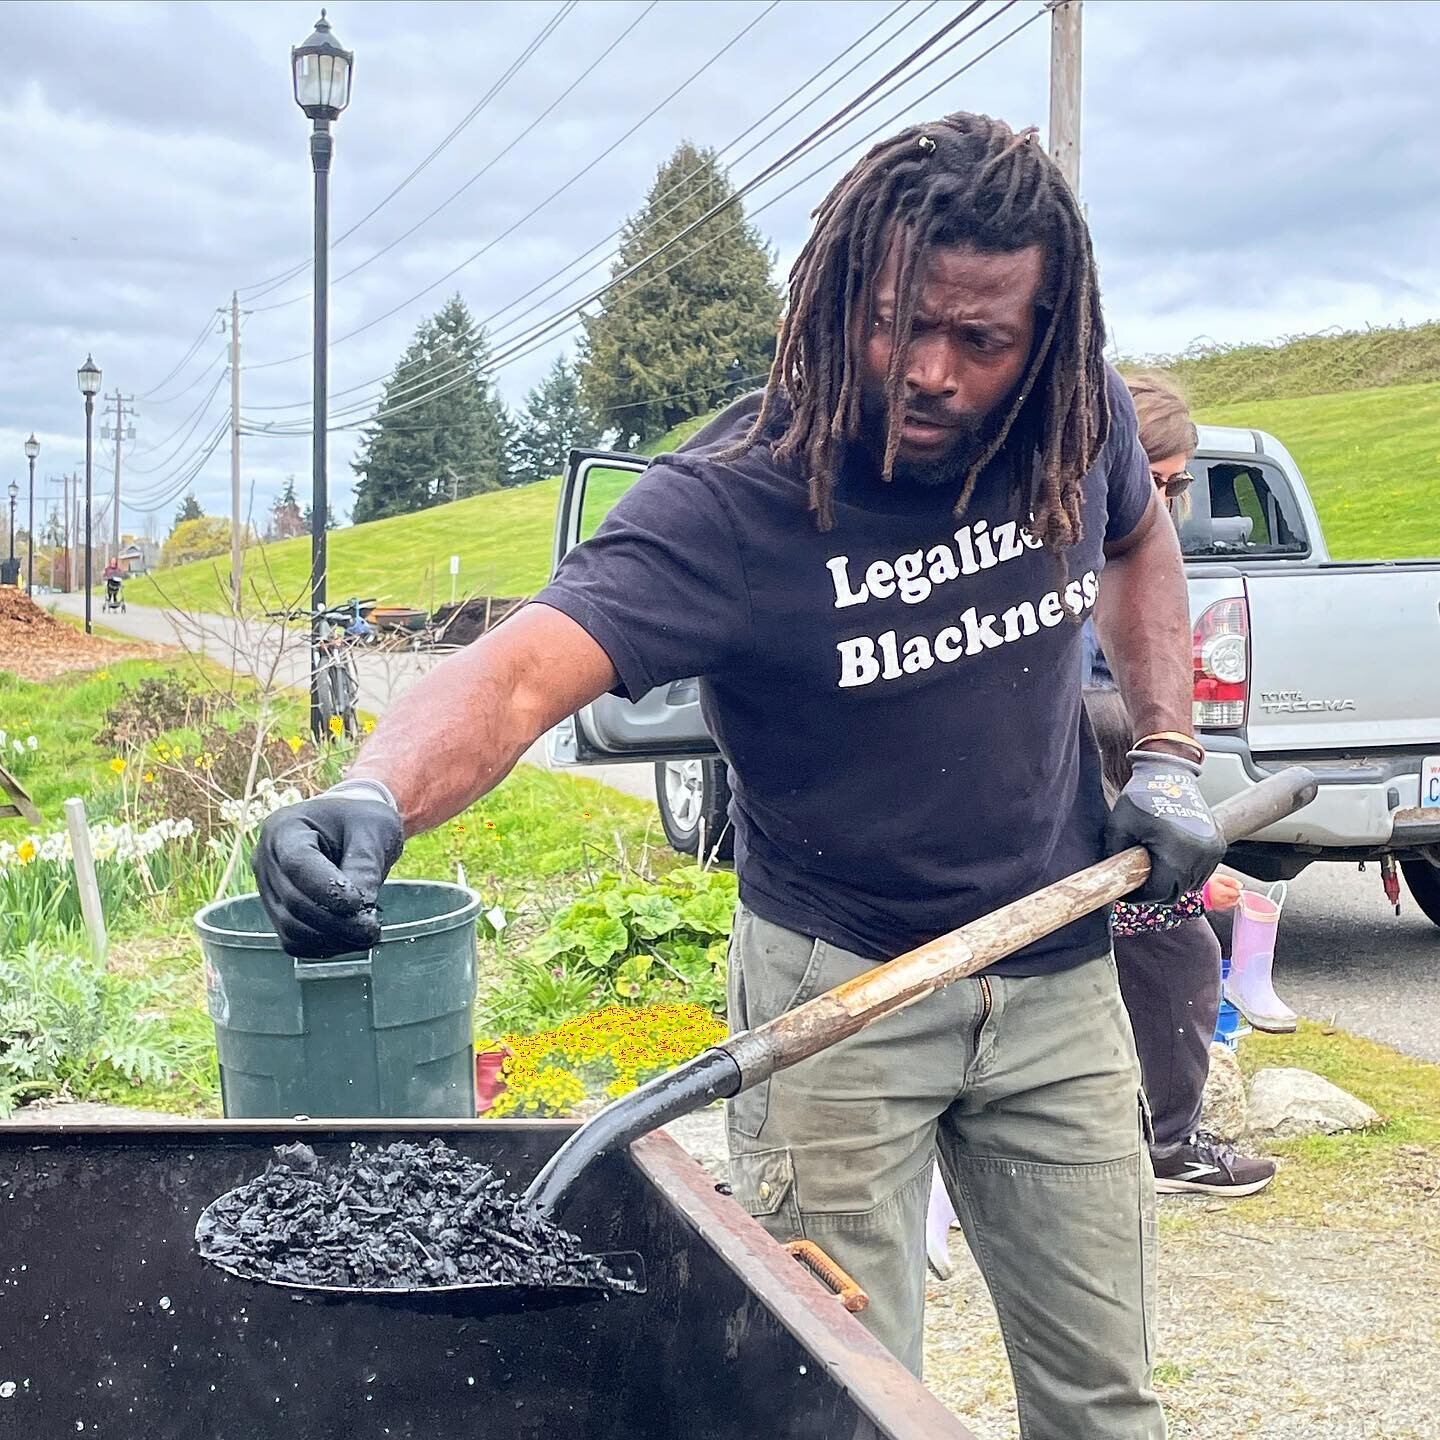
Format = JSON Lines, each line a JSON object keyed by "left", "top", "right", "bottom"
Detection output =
{"left": 103, "top": 572, "right": 126, "bottom": 614}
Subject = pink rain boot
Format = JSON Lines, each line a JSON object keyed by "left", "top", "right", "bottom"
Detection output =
{"left": 926, "top": 1161, "right": 957, "bottom": 1280}
{"left": 1224, "top": 882, "right": 1297, "bottom": 1033}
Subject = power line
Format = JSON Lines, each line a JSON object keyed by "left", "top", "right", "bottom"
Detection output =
{"left": 247, "top": 0, "right": 637, "bottom": 314}
{"left": 244, "top": 0, "right": 920, "bottom": 412}
{"left": 125, "top": 368, "right": 228, "bottom": 473}
{"left": 237, "top": 1, "right": 581, "bottom": 302}
{"left": 244, "top": 0, "right": 782, "bottom": 372}
{"left": 137, "top": 308, "right": 223, "bottom": 400}
{"left": 254, "top": 0, "right": 1005, "bottom": 432}
{"left": 141, "top": 348, "right": 228, "bottom": 409}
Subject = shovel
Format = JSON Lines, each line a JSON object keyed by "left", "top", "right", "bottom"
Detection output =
{"left": 200, "top": 765, "right": 1314, "bottom": 1300}
{"left": 523, "top": 765, "right": 1318, "bottom": 1221}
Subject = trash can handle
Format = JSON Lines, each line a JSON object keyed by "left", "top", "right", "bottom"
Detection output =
{"left": 294, "top": 952, "right": 374, "bottom": 981}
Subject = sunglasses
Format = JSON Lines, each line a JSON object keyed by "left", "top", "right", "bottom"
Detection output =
{"left": 1152, "top": 469, "right": 1194, "bottom": 499}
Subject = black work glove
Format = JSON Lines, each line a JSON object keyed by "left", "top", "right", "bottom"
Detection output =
{"left": 252, "top": 783, "right": 405, "bottom": 958}
{"left": 1104, "top": 752, "right": 1226, "bottom": 903}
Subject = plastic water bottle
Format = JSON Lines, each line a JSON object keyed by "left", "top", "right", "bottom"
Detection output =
{"left": 1214, "top": 957, "right": 1252, "bottom": 1049}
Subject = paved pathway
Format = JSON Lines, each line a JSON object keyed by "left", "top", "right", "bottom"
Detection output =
{"left": 51, "top": 594, "right": 656, "bottom": 804}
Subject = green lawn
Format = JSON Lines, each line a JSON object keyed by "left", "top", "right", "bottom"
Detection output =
{"left": 135, "top": 413, "right": 714, "bottom": 615}
{"left": 1196, "top": 379, "right": 1440, "bottom": 558}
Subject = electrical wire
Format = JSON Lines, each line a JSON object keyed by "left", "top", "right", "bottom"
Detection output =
{"left": 237, "top": 1, "right": 580, "bottom": 302}
{"left": 137, "top": 309, "right": 222, "bottom": 399}
{"left": 247, "top": 0, "right": 652, "bottom": 315}
{"left": 122, "top": 413, "right": 232, "bottom": 512}
{"left": 125, "top": 369, "right": 229, "bottom": 474}
{"left": 251, "top": 0, "right": 1005, "bottom": 431}
{"left": 244, "top": 0, "right": 919, "bottom": 411}
{"left": 141, "top": 348, "right": 229, "bottom": 410}
{"left": 244, "top": 0, "right": 781, "bottom": 371}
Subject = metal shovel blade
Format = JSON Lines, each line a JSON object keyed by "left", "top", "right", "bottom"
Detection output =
{"left": 194, "top": 1194, "right": 646, "bottom": 1303}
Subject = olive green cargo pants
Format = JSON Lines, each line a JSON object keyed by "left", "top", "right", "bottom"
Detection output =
{"left": 725, "top": 904, "right": 1164, "bottom": 1440}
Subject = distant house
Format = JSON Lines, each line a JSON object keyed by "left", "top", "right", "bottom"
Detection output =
{"left": 117, "top": 540, "right": 158, "bottom": 575}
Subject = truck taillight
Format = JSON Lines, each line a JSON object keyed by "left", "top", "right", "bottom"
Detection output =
{"left": 1193, "top": 596, "right": 1248, "bottom": 729}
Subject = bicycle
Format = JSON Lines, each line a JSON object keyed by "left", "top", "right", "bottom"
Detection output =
{"left": 265, "top": 597, "right": 376, "bottom": 741}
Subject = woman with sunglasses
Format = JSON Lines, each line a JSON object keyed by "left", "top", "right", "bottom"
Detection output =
{"left": 1092, "top": 372, "right": 1274, "bottom": 1196}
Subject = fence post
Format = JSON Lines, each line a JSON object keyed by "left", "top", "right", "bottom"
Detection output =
{"left": 64, "top": 797, "right": 109, "bottom": 958}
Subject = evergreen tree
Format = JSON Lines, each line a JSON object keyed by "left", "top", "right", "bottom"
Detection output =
{"left": 267, "top": 476, "right": 306, "bottom": 541}
{"left": 351, "top": 295, "right": 515, "bottom": 522}
{"left": 171, "top": 493, "right": 203, "bottom": 534}
{"left": 579, "top": 142, "right": 781, "bottom": 449}
{"left": 513, "top": 357, "right": 599, "bottom": 484}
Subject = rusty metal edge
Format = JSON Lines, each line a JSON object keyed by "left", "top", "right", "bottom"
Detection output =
{"left": 629, "top": 1129, "right": 979, "bottom": 1440}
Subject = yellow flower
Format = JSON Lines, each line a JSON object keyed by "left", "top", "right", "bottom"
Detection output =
{"left": 327, "top": 714, "right": 343, "bottom": 738}
{"left": 96, "top": 670, "right": 109, "bottom": 681}
{"left": 143, "top": 771, "right": 155, "bottom": 783}
{"left": 17, "top": 839, "right": 36, "bottom": 864}
{"left": 362, "top": 718, "right": 375, "bottom": 734}
{"left": 109, "top": 757, "right": 127, "bottom": 774}
{"left": 286, "top": 734, "right": 303, "bottom": 754}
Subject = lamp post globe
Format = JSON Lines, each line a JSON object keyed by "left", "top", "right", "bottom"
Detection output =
{"left": 292, "top": 10, "right": 353, "bottom": 121}
{"left": 77, "top": 354, "right": 101, "bottom": 632}
{"left": 292, "top": 10, "right": 353, "bottom": 739}
{"left": 23, "top": 435, "right": 39, "bottom": 597}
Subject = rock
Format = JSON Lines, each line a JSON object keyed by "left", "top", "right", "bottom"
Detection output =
{"left": 1201, "top": 1042, "right": 1247, "bottom": 1139}
{"left": 1246, "top": 1067, "right": 1380, "bottom": 1139}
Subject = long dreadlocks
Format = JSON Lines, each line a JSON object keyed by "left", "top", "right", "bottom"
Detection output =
{"left": 739, "top": 112, "right": 1109, "bottom": 551}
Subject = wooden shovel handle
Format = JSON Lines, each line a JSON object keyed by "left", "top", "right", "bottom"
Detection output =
{"left": 785, "top": 1239, "right": 869, "bottom": 1313}
{"left": 723, "top": 766, "right": 1317, "bottom": 1088}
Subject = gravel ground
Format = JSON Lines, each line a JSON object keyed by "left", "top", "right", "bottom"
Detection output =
{"left": 664, "top": 1108, "right": 1440, "bottom": 1440}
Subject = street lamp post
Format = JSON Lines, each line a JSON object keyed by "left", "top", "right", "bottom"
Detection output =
{"left": 6, "top": 481, "right": 17, "bottom": 579}
{"left": 77, "top": 354, "right": 102, "bottom": 634}
{"left": 292, "top": 9, "right": 353, "bottom": 739}
{"left": 23, "top": 434, "right": 39, "bottom": 597}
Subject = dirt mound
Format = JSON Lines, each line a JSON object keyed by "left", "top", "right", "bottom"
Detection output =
{"left": 0, "top": 587, "right": 166, "bottom": 680}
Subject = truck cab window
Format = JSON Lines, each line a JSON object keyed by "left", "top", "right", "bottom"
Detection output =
{"left": 1180, "top": 460, "right": 1308, "bottom": 557}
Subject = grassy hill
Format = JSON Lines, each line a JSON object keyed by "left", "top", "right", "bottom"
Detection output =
{"left": 136, "top": 413, "right": 716, "bottom": 614}
{"left": 1196, "top": 379, "right": 1440, "bottom": 559}
{"left": 139, "top": 323, "right": 1440, "bottom": 613}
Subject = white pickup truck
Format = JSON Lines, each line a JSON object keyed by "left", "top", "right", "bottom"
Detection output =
{"left": 548, "top": 424, "right": 1440, "bottom": 927}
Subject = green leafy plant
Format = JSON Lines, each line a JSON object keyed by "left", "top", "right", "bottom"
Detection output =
{"left": 0, "top": 944, "right": 212, "bottom": 1116}
{"left": 480, "top": 865, "right": 737, "bottom": 1033}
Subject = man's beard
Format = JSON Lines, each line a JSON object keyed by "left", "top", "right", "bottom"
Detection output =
{"left": 858, "top": 387, "right": 998, "bottom": 491}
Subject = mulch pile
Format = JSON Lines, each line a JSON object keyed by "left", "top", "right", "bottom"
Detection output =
{"left": 195, "top": 1139, "right": 619, "bottom": 1292}
{"left": 430, "top": 596, "right": 526, "bottom": 647}
{"left": 0, "top": 588, "right": 165, "bottom": 680}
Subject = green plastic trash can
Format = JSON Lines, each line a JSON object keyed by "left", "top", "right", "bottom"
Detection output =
{"left": 195, "top": 880, "right": 480, "bottom": 1119}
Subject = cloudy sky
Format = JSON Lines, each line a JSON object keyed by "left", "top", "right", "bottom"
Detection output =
{"left": 1, "top": 0, "right": 1436, "bottom": 536}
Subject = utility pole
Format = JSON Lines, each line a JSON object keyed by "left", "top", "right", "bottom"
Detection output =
{"left": 61, "top": 474, "right": 70, "bottom": 591}
{"left": 1048, "top": 0, "right": 1082, "bottom": 198}
{"left": 102, "top": 391, "right": 136, "bottom": 566}
{"left": 227, "top": 291, "right": 244, "bottom": 611}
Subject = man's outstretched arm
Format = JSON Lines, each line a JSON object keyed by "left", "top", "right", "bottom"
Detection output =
{"left": 348, "top": 603, "right": 617, "bottom": 835}
{"left": 252, "top": 603, "right": 616, "bottom": 955}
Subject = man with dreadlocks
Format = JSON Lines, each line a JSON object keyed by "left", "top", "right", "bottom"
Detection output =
{"left": 255, "top": 114, "right": 1219, "bottom": 1438}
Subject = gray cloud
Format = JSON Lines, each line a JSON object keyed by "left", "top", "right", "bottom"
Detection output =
{"left": 1, "top": 0, "right": 1435, "bottom": 534}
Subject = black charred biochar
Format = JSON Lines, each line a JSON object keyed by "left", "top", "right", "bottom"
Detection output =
{"left": 196, "top": 1139, "right": 615, "bottom": 1290}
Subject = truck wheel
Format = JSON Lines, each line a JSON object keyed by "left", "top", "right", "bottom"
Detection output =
{"left": 655, "top": 759, "right": 733, "bottom": 862}
{"left": 1401, "top": 859, "right": 1440, "bottom": 929}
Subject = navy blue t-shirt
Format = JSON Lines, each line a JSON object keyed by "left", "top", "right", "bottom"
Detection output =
{"left": 536, "top": 367, "right": 1153, "bottom": 974}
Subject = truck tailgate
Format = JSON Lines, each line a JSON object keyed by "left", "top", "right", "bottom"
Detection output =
{"left": 1244, "top": 564, "right": 1440, "bottom": 751}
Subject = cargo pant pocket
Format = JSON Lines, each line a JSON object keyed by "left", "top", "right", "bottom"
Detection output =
{"left": 725, "top": 906, "right": 830, "bottom": 1141}
{"left": 727, "top": 1145, "right": 803, "bottom": 1239}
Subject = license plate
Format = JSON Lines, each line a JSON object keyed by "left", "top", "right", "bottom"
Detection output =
{"left": 1423, "top": 754, "right": 1440, "bottom": 809}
